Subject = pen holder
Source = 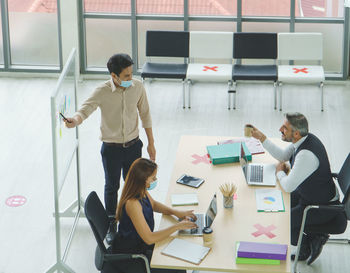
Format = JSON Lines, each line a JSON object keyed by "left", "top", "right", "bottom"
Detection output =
{"left": 223, "top": 195, "right": 233, "bottom": 208}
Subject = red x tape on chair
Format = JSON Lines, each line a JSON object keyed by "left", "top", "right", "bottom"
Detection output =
{"left": 277, "top": 33, "right": 325, "bottom": 111}
{"left": 186, "top": 31, "right": 233, "bottom": 108}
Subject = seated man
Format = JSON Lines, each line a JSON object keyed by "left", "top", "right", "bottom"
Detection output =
{"left": 250, "top": 112, "right": 339, "bottom": 265}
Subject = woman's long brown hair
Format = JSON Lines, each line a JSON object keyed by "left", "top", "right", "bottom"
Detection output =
{"left": 115, "top": 158, "right": 157, "bottom": 222}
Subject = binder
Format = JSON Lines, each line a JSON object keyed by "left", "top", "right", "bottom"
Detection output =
{"left": 237, "top": 241, "right": 288, "bottom": 260}
{"left": 207, "top": 143, "right": 241, "bottom": 165}
{"left": 235, "top": 242, "right": 280, "bottom": 265}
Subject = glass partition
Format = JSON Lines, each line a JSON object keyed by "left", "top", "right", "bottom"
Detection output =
{"left": 8, "top": 0, "right": 59, "bottom": 66}
{"left": 137, "top": 0, "right": 183, "bottom": 15}
{"left": 295, "top": 0, "right": 344, "bottom": 18}
{"left": 189, "top": 0, "right": 237, "bottom": 16}
{"left": 84, "top": 0, "right": 131, "bottom": 13}
{"left": 242, "top": 0, "right": 291, "bottom": 16}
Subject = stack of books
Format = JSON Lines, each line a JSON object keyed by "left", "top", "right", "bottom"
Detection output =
{"left": 235, "top": 241, "right": 288, "bottom": 265}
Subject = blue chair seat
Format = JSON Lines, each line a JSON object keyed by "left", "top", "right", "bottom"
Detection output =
{"left": 141, "top": 63, "right": 188, "bottom": 80}
{"left": 232, "top": 64, "right": 277, "bottom": 81}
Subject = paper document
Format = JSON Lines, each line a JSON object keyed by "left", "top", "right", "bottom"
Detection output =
{"left": 161, "top": 238, "right": 211, "bottom": 265}
{"left": 171, "top": 193, "right": 198, "bottom": 206}
{"left": 255, "top": 189, "right": 285, "bottom": 212}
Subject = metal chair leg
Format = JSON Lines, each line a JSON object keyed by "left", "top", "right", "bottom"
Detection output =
{"left": 274, "top": 81, "right": 277, "bottom": 110}
{"left": 188, "top": 79, "right": 192, "bottom": 109}
{"left": 278, "top": 82, "right": 283, "bottom": 111}
{"left": 320, "top": 82, "right": 324, "bottom": 112}
{"left": 182, "top": 80, "right": 186, "bottom": 109}
{"left": 293, "top": 205, "right": 316, "bottom": 273}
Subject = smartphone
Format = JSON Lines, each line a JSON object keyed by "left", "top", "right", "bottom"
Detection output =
{"left": 59, "top": 112, "right": 72, "bottom": 123}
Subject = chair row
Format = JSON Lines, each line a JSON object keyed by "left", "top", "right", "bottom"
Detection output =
{"left": 141, "top": 31, "right": 325, "bottom": 111}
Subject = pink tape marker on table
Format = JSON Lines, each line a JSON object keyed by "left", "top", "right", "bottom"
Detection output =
{"left": 191, "top": 154, "right": 210, "bottom": 165}
{"left": 5, "top": 195, "right": 27, "bottom": 207}
{"left": 252, "top": 223, "right": 276, "bottom": 239}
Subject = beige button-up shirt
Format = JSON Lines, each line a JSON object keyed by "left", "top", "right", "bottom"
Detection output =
{"left": 76, "top": 78, "right": 152, "bottom": 143}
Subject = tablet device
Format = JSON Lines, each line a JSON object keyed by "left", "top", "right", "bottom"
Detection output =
{"left": 176, "top": 174, "right": 204, "bottom": 188}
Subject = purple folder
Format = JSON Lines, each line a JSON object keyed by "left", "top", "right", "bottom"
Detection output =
{"left": 237, "top": 241, "right": 288, "bottom": 260}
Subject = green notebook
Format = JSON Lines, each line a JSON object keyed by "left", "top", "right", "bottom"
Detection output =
{"left": 207, "top": 143, "right": 241, "bottom": 165}
{"left": 235, "top": 242, "right": 280, "bottom": 265}
{"left": 241, "top": 142, "right": 252, "bottom": 162}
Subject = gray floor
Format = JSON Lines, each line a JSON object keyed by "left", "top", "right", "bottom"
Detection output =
{"left": 0, "top": 76, "right": 350, "bottom": 273}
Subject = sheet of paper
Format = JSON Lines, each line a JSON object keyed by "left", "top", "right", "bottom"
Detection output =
{"left": 171, "top": 193, "right": 198, "bottom": 206}
{"left": 255, "top": 189, "right": 285, "bottom": 212}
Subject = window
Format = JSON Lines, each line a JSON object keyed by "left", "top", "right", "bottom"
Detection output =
{"left": 189, "top": 0, "right": 236, "bottom": 16}
{"left": 7, "top": 0, "right": 60, "bottom": 66}
{"left": 84, "top": 0, "right": 131, "bottom": 13}
{"left": 296, "top": 0, "right": 344, "bottom": 18}
{"left": 242, "top": 0, "right": 290, "bottom": 17}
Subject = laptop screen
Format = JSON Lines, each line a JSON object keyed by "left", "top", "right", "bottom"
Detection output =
{"left": 240, "top": 156, "right": 249, "bottom": 181}
{"left": 205, "top": 194, "right": 217, "bottom": 227}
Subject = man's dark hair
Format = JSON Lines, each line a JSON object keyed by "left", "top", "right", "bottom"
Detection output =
{"left": 107, "top": 53, "right": 134, "bottom": 76}
{"left": 285, "top": 112, "right": 309, "bottom": 137}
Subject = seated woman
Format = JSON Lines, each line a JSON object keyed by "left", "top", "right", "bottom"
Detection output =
{"left": 112, "top": 158, "right": 197, "bottom": 273}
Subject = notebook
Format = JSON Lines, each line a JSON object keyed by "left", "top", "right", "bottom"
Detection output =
{"left": 171, "top": 193, "right": 199, "bottom": 206}
{"left": 176, "top": 174, "right": 204, "bottom": 188}
{"left": 240, "top": 156, "right": 276, "bottom": 186}
{"left": 218, "top": 137, "right": 265, "bottom": 155}
{"left": 161, "top": 238, "right": 211, "bottom": 265}
{"left": 179, "top": 194, "right": 217, "bottom": 236}
{"left": 237, "top": 241, "right": 288, "bottom": 260}
{"left": 207, "top": 143, "right": 241, "bottom": 165}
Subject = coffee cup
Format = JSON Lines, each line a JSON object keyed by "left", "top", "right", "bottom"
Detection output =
{"left": 202, "top": 227, "right": 213, "bottom": 246}
{"left": 244, "top": 124, "right": 254, "bottom": 137}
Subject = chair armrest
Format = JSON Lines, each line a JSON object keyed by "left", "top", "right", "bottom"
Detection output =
{"left": 315, "top": 204, "right": 344, "bottom": 212}
{"left": 104, "top": 253, "right": 135, "bottom": 262}
{"left": 331, "top": 172, "right": 339, "bottom": 179}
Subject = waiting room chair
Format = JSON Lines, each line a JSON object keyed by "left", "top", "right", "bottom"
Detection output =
{"left": 85, "top": 191, "right": 151, "bottom": 273}
{"left": 231, "top": 32, "right": 278, "bottom": 110}
{"left": 186, "top": 31, "right": 233, "bottom": 108}
{"left": 293, "top": 153, "right": 350, "bottom": 273}
{"left": 277, "top": 32, "right": 325, "bottom": 111}
{"left": 141, "top": 30, "right": 189, "bottom": 108}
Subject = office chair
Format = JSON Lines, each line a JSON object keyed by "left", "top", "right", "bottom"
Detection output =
{"left": 293, "top": 153, "right": 350, "bottom": 273}
{"left": 85, "top": 191, "right": 151, "bottom": 273}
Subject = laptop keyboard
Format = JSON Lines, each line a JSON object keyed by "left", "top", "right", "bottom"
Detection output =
{"left": 190, "top": 214, "right": 204, "bottom": 234}
{"left": 250, "top": 165, "right": 264, "bottom": 183}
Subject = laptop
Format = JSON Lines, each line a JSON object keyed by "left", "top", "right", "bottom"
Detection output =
{"left": 178, "top": 194, "right": 217, "bottom": 236}
{"left": 240, "top": 156, "right": 276, "bottom": 186}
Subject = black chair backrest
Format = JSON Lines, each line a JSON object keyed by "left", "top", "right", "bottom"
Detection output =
{"left": 338, "top": 153, "right": 350, "bottom": 219}
{"left": 85, "top": 191, "right": 110, "bottom": 255}
{"left": 233, "top": 32, "right": 277, "bottom": 59}
{"left": 146, "top": 30, "right": 189, "bottom": 58}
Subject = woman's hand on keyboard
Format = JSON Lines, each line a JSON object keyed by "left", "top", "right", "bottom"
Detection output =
{"left": 176, "top": 210, "right": 197, "bottom": 221}
{"left": 176, "top": 219, "right": 198, "bottom": 230}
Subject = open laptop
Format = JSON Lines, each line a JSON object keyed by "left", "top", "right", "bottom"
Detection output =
{"left": 240, "top": 156, "right": 276, "bottom": 186}
{"left": 178, "top": 194, "right": 217, "bottom": 236}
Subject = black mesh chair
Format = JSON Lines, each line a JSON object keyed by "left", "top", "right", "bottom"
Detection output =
{"left": 293, "top": 153, "right": 350, "bottom": 272}
{"left": 85, "top": 191, "right": 151, "bottom": 273}
{"left": 141, "top": 30, "right": 190, "bottom": 108}
{"left": 230, "top": 32, "right": 278, "bottom": 110}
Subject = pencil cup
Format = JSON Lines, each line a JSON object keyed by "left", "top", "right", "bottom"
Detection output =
{"left": 202, "top": 227, "right": 213, "bottom": 246}
{"left": 244, "top": 124, "right": 253, "bottom": 138}
{"left": 223, "top": 195, "right": 233, "bottom": 208}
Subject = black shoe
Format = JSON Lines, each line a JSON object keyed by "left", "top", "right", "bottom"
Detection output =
{"left": 307, "top": 234, "right": 329, "bottom": 265}
{"left": 106, "top": 221, "right": 117, "bottom": 245}
{"left": 291, "top": 243, "right": 311, "bottom": 261}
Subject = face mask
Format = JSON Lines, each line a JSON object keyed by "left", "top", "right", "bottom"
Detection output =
{"left": 147, "top": 179, "right": 158, "bottom": 191}
{"left": 120, "top": 80, "right": 132, "bottom": 88}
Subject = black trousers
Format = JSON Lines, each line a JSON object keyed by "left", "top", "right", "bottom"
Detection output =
{"left": 101, "top": 139, "right": 143, "bottom": 216}
{"left": 290, "top": 191, "right": 339, "bottom": 246}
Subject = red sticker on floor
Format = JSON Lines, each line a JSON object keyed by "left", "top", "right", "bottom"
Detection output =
{"left": 5, "top": 195, "right": 27, "bottom": 207}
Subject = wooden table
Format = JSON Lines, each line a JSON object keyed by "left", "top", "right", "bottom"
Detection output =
{"left": 151, "top": 135, "right": 291, "bottom": 273}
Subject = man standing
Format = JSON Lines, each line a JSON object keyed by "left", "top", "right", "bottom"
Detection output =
{"left": 65, "top": 53, "right": 156, "bottom": 243}
{"left": 250, "top": 112, "right": 339, "bottom": 265}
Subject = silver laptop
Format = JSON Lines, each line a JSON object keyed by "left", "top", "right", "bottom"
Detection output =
{"left": 240, "top": 156, "right": 276, "bottom": 186}
{"left": 178, "top": 194, "right": 217, "bottom": 236}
